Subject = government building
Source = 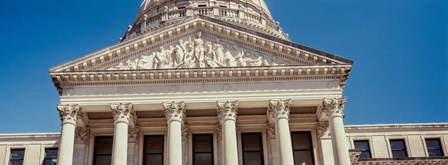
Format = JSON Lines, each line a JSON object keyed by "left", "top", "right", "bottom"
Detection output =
{"left": 0, "top": 0, "right": 447, "bottom": 165}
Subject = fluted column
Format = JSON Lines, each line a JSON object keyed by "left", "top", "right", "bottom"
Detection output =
{"left": 217, "top": 101, "right": 239, "bottom": 165}
{"left": 111, "top": 103, "right": 133, "bottom": 165}
{"left": 269, "top": 99, "right": 294, "bottom": 165}
{"left": 163, "top": 101, "right": 186, "bottom": 165}
{"left": 323, "top": 98, "right": 351, "bottom": 165}
{"left": 57, "top": 104, "right": 80, "bottom": 165}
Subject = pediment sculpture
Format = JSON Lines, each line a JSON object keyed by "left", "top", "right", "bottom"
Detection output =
{"left": 107, "top": 32, "right": 292, "bottom": 70}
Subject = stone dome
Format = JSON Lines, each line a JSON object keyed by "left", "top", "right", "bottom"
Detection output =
{"left": 122, "top": 0, "right": 288, "bottom": 41}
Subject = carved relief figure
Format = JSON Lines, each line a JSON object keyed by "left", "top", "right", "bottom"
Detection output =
{"left": 193, "top": 32, "right": 205, "bottom": 68}
{"left": 213, "top": 39, "right": 225, "bottom": 64}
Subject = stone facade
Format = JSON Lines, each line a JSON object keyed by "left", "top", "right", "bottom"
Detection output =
{"left": 1, "top": 124, "right": 447, "bottom": 164}
{"left": 0, "top": 0, "right": 446, "bottom": 165}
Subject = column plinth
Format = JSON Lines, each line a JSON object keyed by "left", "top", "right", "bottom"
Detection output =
{"left": 268, "top": 99, "right": 294, "bottom": 165}
{"left": 323, "top": 98, "right": 351, "bottom": 165}
{"left": 57, "top": 104, "right": 80, "bottom": 165}
{"left": 217, "top": 100, "right": 239, "bottom": 165}
{"left": 163, "top": 101, "right": 186, "bottom": 165}
{"left": 111, "top": 103, "right": 133, "bottom": 165}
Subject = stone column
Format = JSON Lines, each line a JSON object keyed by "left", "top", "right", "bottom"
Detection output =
{"left": 163, "top": 101, "right": 186, "bottom": 165}
{"left": 56, "top": 104, "right": 80, "bottom": 165}
{"left": 111, "top": 103, "right": 133, "bottom": 165}
{"left": 268, "top": 99, "right": 294, "bottom": 165}
{"left": 217, "top": 101, "right": 239, "bottom": 165}
{"left": 323, "top": 98, "right": 351, "bottom": 165}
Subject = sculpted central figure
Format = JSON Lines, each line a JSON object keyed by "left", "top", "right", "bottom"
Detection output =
{"left": 194, "top": 32, "right": 205, "bottom": 68}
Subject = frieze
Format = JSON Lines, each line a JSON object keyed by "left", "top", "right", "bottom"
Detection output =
{"left": 107, "top": 32, "right": 292, "bottom": 70}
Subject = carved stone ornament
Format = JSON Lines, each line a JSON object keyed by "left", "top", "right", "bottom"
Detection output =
{"left": 322, "top": 97, "right": 346, "bottom": 118}
{"left": 110, "top": 103, "right": 134, "bottom": 123}
{"left": 266, "top": 123, "right": 275, "bottom": 139}
{"left": 129, "top": 126, "right": 140, "bottom": 142}
{"left": 216, "top": 124, "right": 222, "bottom": 142}
{"left": 217, "top": 100, "right": 239, "bottom": 122}
{"left": 75, "top": 127, "right": 90, "bottom": 143}
{"left": 182, "top": 124, "right": 189, "bottom": 143}
{"left": 57, "top": 104, "right": 81, "bottom": 124}
{"left": 316, "top": 121, "right": 329, "bottom": 138}
{"left": 107, "top": 32, "right": 291, "bottom": 70}
{"left": 268, "top": 99, "right": 292, "bottom": 120}
{"left": 163, "top": 101, "right": 186, "bottom": 123}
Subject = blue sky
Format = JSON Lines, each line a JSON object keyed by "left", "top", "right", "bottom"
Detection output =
{"left": 0, "top": 0, "right": 446, "bottom": 133}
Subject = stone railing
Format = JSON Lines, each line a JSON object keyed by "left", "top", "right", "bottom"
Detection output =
{"left": 350, "top": 150, "right": 448, "bottom": 165}
{"left": 127, "top": 6, "right": 287, "bottom": 40}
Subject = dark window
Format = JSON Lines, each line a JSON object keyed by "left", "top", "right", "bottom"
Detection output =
{"left": 242, "top": 133, "right": 264, "bottom": 165}
{"left": 93, "top": 136, "right": 113, "bottom": 165}
{"left": 390, "top": 139, "right": 408, "bottom": 158}
{"left": 9, "top": 149, "right": 25, "bottom": 165}
{"left": 193, "top": 134, "right": 214, "bottom": 165}
{"left": 144, "top": 135, "right": 164, "bottom": 165}
{"left": 198, "top": 5, "right": 207, "bottom": 7}
{"left": 291, "top": 132, "right": 315, "bottom": 165}
{"left": 426, "top": 138, "right": 444, "bottom": 157}
{"left": 43, "top": 148, "right": 58, "bottom": 165}
{"left": 354, "top": 140, "right": 371, "bottom": 159}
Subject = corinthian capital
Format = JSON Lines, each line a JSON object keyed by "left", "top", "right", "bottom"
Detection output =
{"left": 268, "top": 99, "right": 292, "bottom": 120}
{"left": 57, "top": 104, "right": 81, "bottom": 124}
{"left": 163, "top": 101, "right": 186, "bottom": 123}
{"left": 217, "top": 100, "right": 239, "bottom": 122}
{"left": 111, "top": 103, "right": 133, "bottom": 123}
{"left": 322, "top": 97, "right": 346, "bottom": 117}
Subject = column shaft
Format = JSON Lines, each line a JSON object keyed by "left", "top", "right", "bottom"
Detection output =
{"left": 276, "top": 118, "right": 294, "bottom": 165}
{"left": 168, "top": 120, "right": 183, "bottom": 165}
{"left": 223, "top": 120, "right": 239, "bottom": 165}
{"left": 330, "top": 116, "right": 350, "bottom": 165}
{"left": 112, "top": 121, "right": 129, "bottom": 165}
{"left": 58, "top": 123, "right": 76, "bottom": 165}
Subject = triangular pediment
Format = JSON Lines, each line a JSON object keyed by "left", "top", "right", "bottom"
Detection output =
{"left": 50, "top": 17, "right": 351, "bottom": 73}
{"left": 103, "top": 33, "right": 297, "bottom": 71}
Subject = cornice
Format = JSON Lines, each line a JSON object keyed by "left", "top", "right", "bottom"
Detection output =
{"left": 345, "top": 123, "right": 448, "bottom": 132}
{"left": 51, "top": 65, "right": 351, "bottom": 94}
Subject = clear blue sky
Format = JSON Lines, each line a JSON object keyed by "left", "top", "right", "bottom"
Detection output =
{"left": 0, "top": 0, "right": 446, "bottom": 133}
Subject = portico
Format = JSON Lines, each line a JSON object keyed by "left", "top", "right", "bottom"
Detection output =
{"left": 55, "top": 94, "right": 351, "bottom": 165}
{"left": 50, "top": 1, "right": 354, "bottom": 165}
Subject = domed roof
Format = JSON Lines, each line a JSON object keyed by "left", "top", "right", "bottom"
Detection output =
{"left": 122, "top": 0, "right": 287, "bottom": 41}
